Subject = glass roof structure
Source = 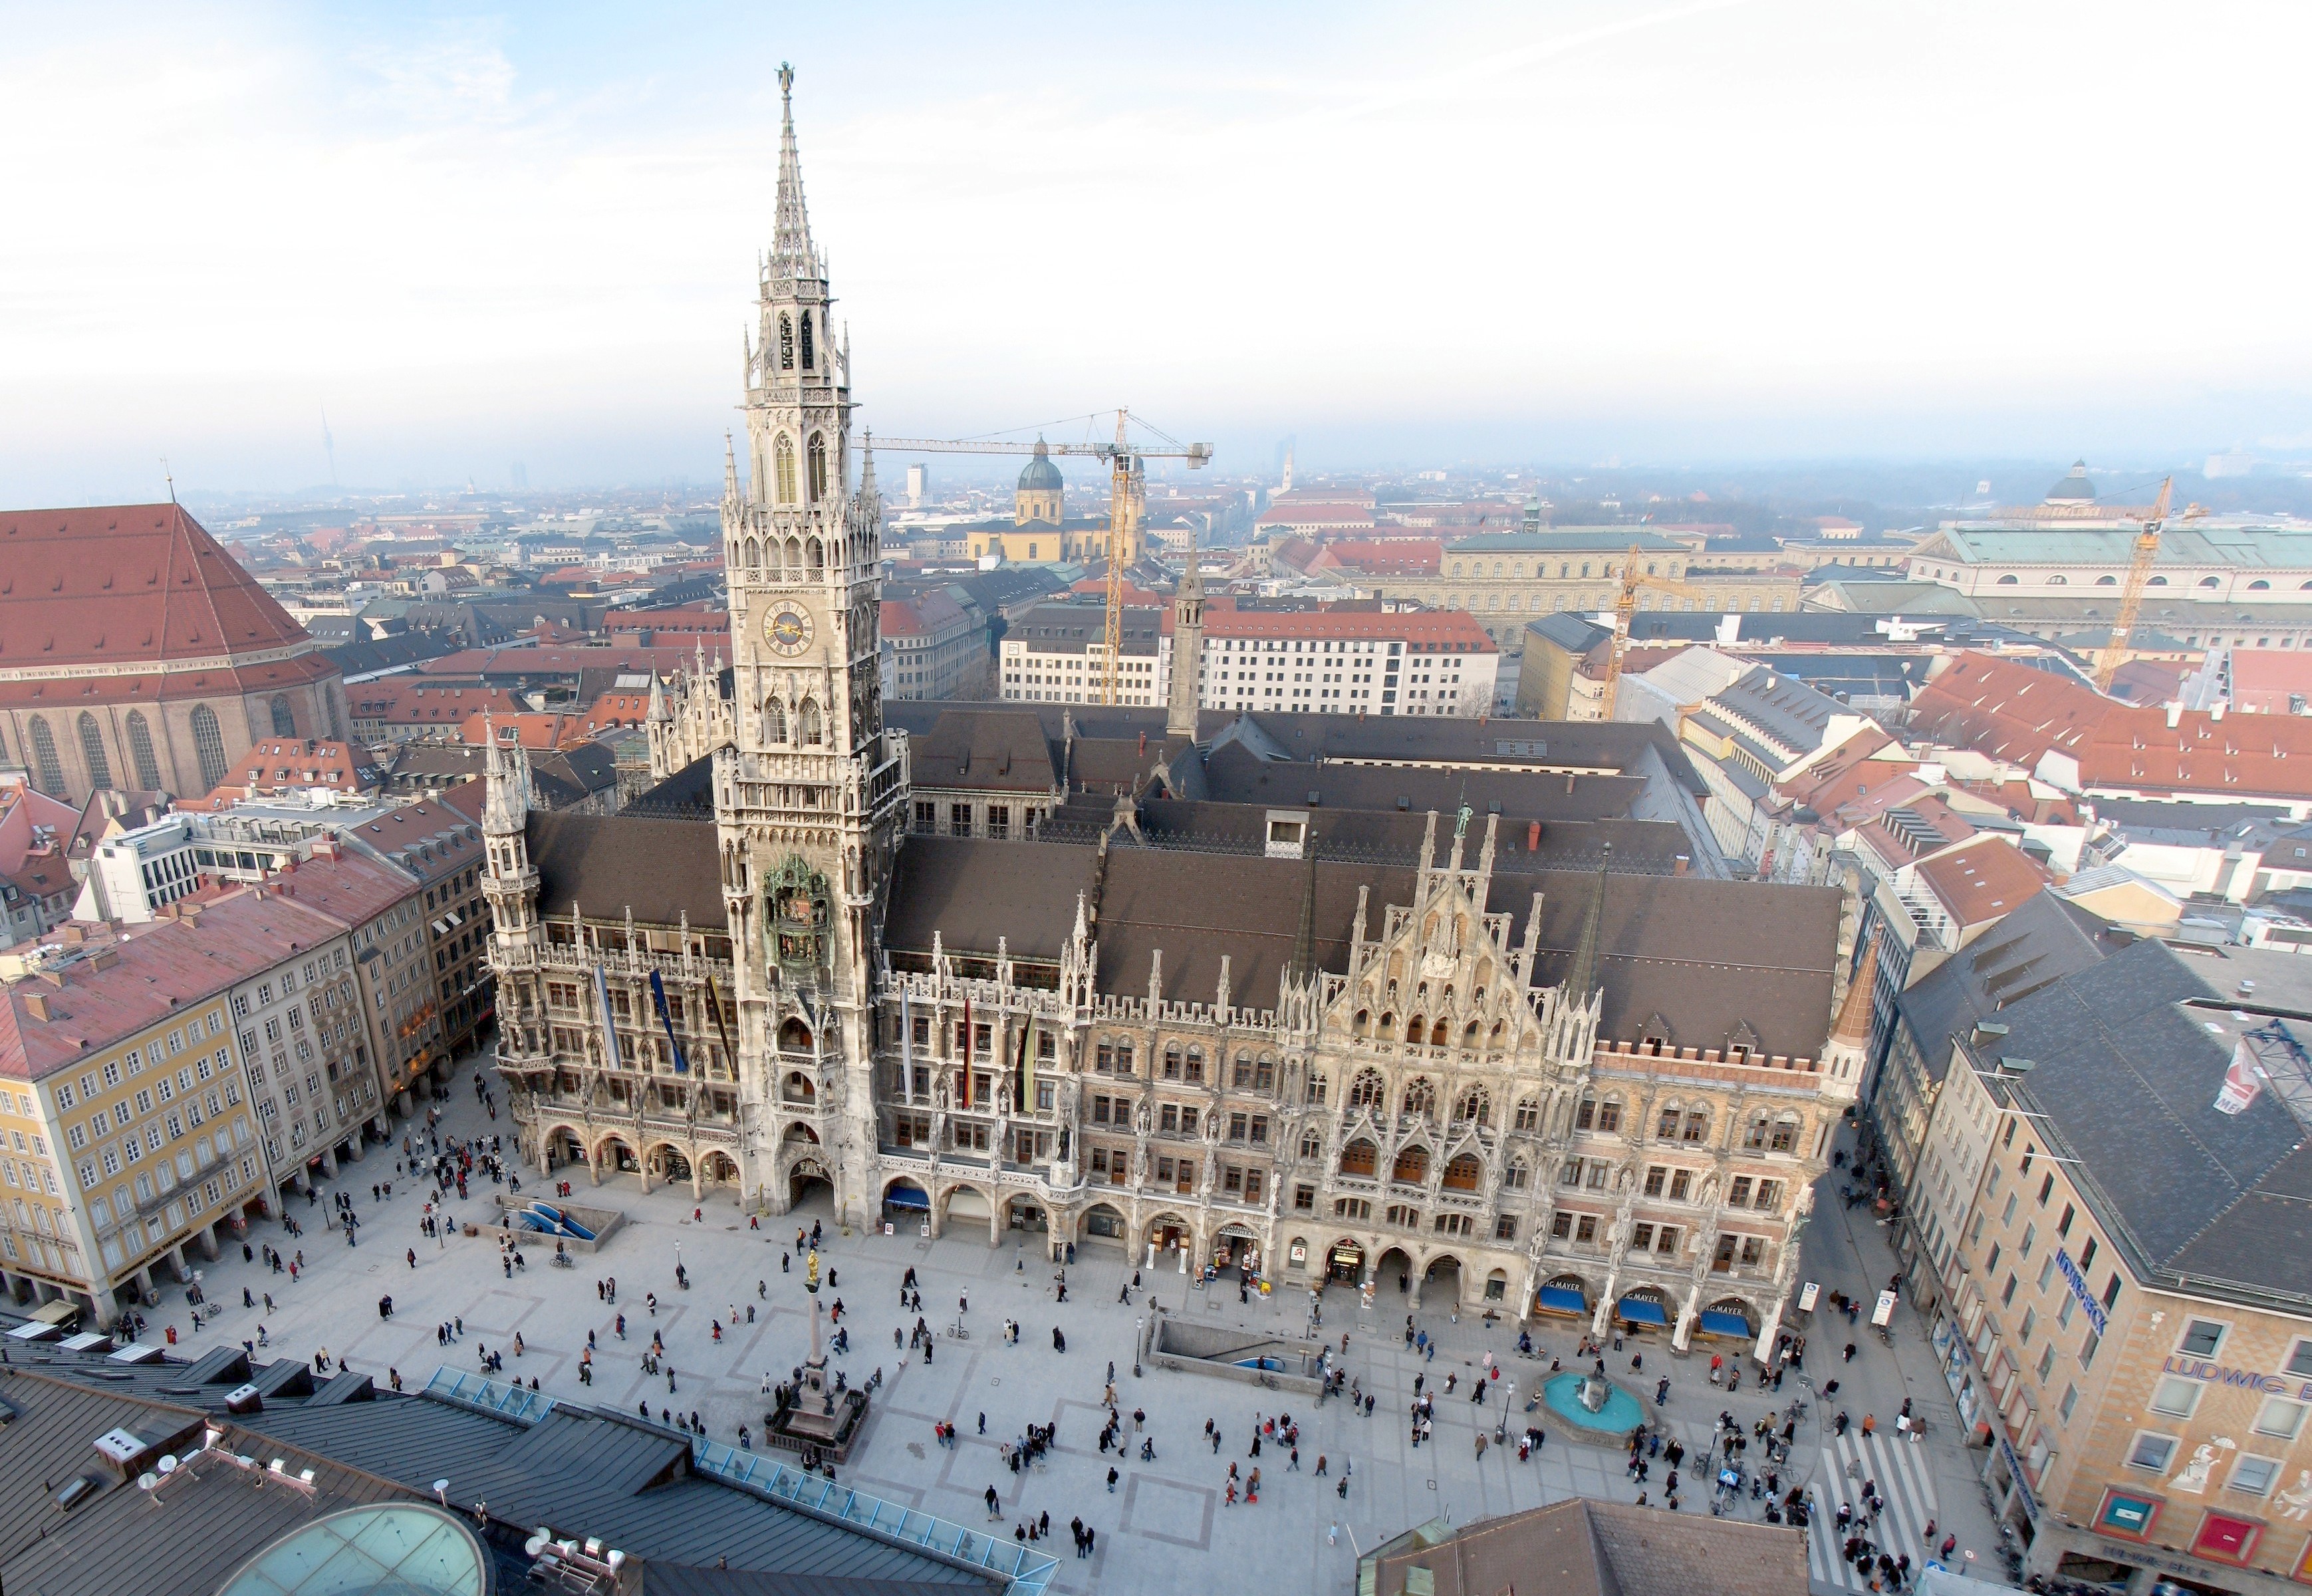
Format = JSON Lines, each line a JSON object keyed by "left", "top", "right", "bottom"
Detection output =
{"left": 218, "top": 1504, "right": 490, "bottom": 1596}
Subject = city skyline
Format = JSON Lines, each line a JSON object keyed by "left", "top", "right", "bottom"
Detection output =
{"left": 8, "top": 1, "right": 2312, "bottom": 501}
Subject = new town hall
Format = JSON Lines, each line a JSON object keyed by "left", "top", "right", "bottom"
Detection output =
{"left": 477, "top": 72, "right": 1863, "bottom": 1359}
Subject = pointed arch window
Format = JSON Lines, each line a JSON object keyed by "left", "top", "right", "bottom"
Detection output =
{"left": 807, "top": 432, "right": 828, "bottom": 502}
{"left": 764, "top": 698, "right": 788, "bottom": 744}
{"left": 778, "top": 314, "right": 795, "bottom": 370}
{"left": 774, "top": 436, "right": 798, "bottom": 505}
{"left": 125, "top": 710, "right": 161, "bottom": 789}
{"left": 797, "top": 698, "right": 823, "bottom": 747}
{"left": 799, "top": 311, "right": 815, "bottom": 370}
{"left": 27, "top": 716, "right": 64, "bottom": 794}
{"left": 269, "top": 694, "right": 296, "bottom": 737}
{"left": 75, "top": 712, "right": 113, "bottom": 790}
{"left": 190, "top": 704, "right": 229, "bottom": 791}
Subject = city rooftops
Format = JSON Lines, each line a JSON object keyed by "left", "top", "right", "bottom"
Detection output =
{"left": 0, "top": 889, "right": 351, "bottom": 1081}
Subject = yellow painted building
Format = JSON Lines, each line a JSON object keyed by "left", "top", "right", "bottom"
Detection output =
{"left": 2, "top": 915, "right": 278, "bottom": 1328}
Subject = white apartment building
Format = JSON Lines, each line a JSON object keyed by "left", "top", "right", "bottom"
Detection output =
{"left": 998, "top": 603, "right": 1169, "bottom": 708}
{"left": 1180, "top": 607, "right": 1499, "bottom": 717}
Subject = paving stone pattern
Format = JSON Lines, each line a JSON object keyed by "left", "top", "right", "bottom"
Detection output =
{"left": 160, "top": 1071, "right": 2003, "bottom": 1595}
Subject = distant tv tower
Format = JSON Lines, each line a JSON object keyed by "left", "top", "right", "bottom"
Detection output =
{"left": 321, "top": 405, "right": 339, "bottom": 487}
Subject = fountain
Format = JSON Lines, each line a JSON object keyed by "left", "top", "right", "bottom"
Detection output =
{"left": 1541, "top": 1371, "right": 1645, "bottom": 1444}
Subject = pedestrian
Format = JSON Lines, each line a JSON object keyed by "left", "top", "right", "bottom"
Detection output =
{"left": 1845, "top": 1341, "right": 1857, "bottom": 1363}
{"left": 1317, "top": 1454, "right": 1328, "bottom": 1476}
{"left": 979, "top": 1412, "right": 987, "bottom": 1434}
{"left": 1107, "top": 1466, "right": 1118, "bottom": 1494}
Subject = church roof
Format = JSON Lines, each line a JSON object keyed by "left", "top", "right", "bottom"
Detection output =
{"left": 2044, "top": 460, "right": 2097, "bottom": 502}
{"left": 0, "top": 503, "right": 335, "bottom": 706}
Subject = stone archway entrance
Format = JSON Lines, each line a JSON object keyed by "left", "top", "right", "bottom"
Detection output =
{"left": 1325, "top": 1238, "right": 1366, "bottom": 1285}
{"left": 1377, "top": 1246, "right": 1415, "bottom": 1295}
{"left": 1423, "top": 1253, "right": 1465, "bottom": 1310}
{"left": 787, "top": 1158, "right": 834, "bottom": 1210}
{"left": 1080, "top": 1202, "right": 1126, "bottom": 1247}
{"left": 1005, "top": 1194, "right": 1048, "bottom": 1234}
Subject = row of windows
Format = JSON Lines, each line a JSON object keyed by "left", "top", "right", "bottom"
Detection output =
{"left": 10, "top": 704, "right": 239, "bottom": 796}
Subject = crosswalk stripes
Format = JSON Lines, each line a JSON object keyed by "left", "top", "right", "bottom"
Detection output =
{"left": 1801, "top": 1428, "right": 1941, "bottom": 1591}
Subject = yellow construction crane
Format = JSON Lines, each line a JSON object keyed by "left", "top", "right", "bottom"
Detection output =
{"left": 1597, "top": 544, "right": 1704, "bottom": 720}
{"left": 2091, "top": 475, "right": 2175, "bottom": 694}
{"left": 874, "top": 410, "right": 1213, "bottom": 704}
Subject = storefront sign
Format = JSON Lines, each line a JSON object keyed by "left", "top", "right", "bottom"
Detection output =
{"left": 1871, "top": 1289, "right": 1898, "bottom": 1327}
{"left": 1798, "top": 1282, "right": 1820, "bottom": 1312}
{"left": 2053, "top": 1248, "right": 2109, "bottom": 1338}
{"left": 1993, "top": 1432, "right": 2041, "bottom": 1523}
{"left": 1288, "top": 1240, "right": 1307, "bottom": 1268}
{"left": 2160, "top": 1355, "right": 2312, "bottom": 1400}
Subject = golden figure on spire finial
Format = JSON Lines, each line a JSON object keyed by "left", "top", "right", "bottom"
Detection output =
{"left": 779, "top": 62, "right": 794, "bottom": 100}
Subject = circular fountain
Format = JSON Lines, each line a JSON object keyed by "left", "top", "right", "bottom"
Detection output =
{"left": 1541, "top": 1371, "right": 1646, "bottom": 1443}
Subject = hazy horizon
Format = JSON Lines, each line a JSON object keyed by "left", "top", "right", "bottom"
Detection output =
{"left": 9, "top": 1, "right": 2312, "bottom": 503}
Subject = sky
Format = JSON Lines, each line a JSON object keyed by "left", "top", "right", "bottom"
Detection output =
{"left": 7, "top": 1, "right": 2312, "bottom": 502}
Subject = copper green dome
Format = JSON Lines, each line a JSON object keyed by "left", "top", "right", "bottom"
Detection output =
{"left": 1017, "top": 439, "right": 1063, "bottom": 493}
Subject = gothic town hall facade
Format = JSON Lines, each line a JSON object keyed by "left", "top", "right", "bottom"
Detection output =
{"left": 478, "top": 72, "right": 1862, "bottom": 1361}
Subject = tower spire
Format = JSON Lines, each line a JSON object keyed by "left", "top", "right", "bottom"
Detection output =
{"left": 723, "top": 430, "right": 739, "bottom": 504}
{"left": 771, "top": 63, "right": 817, "bottom": 279}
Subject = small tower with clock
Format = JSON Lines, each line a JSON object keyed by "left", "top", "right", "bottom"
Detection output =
{"left": 717, "top": 65, "right": 907, "bottom": 1220}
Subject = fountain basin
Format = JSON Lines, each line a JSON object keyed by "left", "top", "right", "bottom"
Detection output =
{"left": 1541, "top": 1371, "right": 1645, "bottom": 1443}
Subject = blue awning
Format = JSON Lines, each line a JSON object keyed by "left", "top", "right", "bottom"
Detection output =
{"left": 1616, "top": 1296, "right": 1669, "bottom": 1326}
{"left": 1698, "top": 1309, "right": 1755, "bottom": 1338}
{"left": 882, "top": 1186, "right": 930, "bottom": 1211}
{"left": 1537, "top": 1286, "right": 1587, "bottom": 1315}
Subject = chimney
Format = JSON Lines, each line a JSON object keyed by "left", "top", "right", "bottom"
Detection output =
{"left": 2212, "top": 701, "right": 2228, "bottom": 722}
{"left": 2166, "top": 703, "right": 2183, "bottom": 729}
{"left": 61, "top": 925, "right": 85, "bottom": 946}
{"left": 1526, "top": 821, "right": 1541, "bottom": 852}
{"left": 1674, "top": 855, "right": 1690, "bottom": 875}
{"left": 23, "top": 992, "right": 51, "bottom": 1020}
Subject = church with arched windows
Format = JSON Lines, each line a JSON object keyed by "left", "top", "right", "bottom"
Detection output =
{"left": 477, "top": 68, "right": 1861, "bottom": 1360}
{"left": 0, "top": 503, "right": 349, "bottom": 806}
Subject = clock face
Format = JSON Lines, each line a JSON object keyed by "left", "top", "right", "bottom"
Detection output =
{"left": 763, "top": 604, "right": 814, "bottom": 657}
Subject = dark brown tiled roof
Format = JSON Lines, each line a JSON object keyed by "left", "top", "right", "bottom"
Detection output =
{"left": 885, "top": 836, "right": 1839, "bottom": 1057}
{"left": 1364, "top": 1499, "right": 1806, "bottom": 1596}
{"left": 904, "top": 709, "right": 1061, "bottom": 794}
{"left": 529, "top": 811, "right": 725, "bottom": 928}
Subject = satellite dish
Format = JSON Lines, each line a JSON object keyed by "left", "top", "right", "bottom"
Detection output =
{"left": 136, "top": 1472, "right": 158, "bottom": 1492}
{"left": 525, "top": 1532, "right": 552, "bottom": 1557}
{"left": 157, "top": 1456, "right": 178, "bottom": 1474}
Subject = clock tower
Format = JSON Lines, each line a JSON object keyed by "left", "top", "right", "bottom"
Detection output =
{"left": 719, "top": 65, "right": 906, "bottom": 1220}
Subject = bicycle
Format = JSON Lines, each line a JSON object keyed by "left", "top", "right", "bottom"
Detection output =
{"left": 946, "top": 1321, "right": 970, "bottom": 1341}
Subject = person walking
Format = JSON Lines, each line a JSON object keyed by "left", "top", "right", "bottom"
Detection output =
{"left": 1106, "top": 1466, "right": 1118, "bottom": 1494}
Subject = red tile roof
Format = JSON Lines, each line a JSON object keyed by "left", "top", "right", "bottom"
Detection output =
{"left": 0, "top": 503, "right": 311, "bottom": 668}
{"left": 0, "top": 504, "right": 338, "bottom": 708}
{"left": 183, "top": 737, "right": 382, "bottom": 808}
{"left": 1914, "top": 835, "right": 2050, "bottom": 932}
{"left": 349, "top": 681, "right": 524, "bottom": 728}
{"left": 457, "top": 712, "right": 590, "bottom": 750}
{"left": 0, "top": 892, "right": 336, "bottom": 1081}
{"left": 1912, "top": 652, "right": 2312, "bottom": 802}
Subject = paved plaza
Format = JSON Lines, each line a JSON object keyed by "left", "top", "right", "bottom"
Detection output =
{"left": 154, "top": 1065, "right": 2009, "bottom": 1595}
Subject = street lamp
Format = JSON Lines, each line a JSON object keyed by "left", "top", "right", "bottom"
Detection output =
{"left": 1133, "top": 1315, "right": 1143, "bottom": 1379}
